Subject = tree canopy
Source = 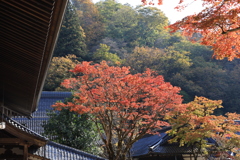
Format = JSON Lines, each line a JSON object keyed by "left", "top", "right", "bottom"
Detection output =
{"left": 165, "top": 96, "right": 240, "bottom": 159}
{"left": 53, "top": 1, "right": 87, "bottom": 59}
{"left": 72, "top": 0, "right": 105, "bottom": 49}
{"left": 92, "top": 43, "right": 122, "bottom": 65}
{"left": 43, "top": 55, "right": 80, "bottom": 91}
{"left": 46, "top": 0, "right": 240, "bottom": 112}
{"left": 52, "top": 61, "right": 182, "bottom": 160}
{"left": 43, "top": 108, "right": 101, "bottom": 155}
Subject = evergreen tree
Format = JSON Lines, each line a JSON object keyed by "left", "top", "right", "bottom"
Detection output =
{"left": 43, "top": 99, "right": 102, "bottom": 155}
{"left": 53, "top": 2, "right": 87, "bottom": 60}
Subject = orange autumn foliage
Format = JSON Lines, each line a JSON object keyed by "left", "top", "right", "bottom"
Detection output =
{"left": 142, "top": 0, "right": 240, "bottom": 60}
{"left": 52, "top": 61, "right": 182, "bottom": 160}
{"left": 165, "top": 96, "right": 240, "bottom": 159}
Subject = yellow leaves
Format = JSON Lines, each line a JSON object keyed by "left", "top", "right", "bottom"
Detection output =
{"left": 44, "top": 54, "right": 81, "bottom": 91}
{"left": 226, "top": 112, "right": 240, "bottom": 120}
{"left": 187, "top": 96, "right": 223, "bottom": 116}
{"left": 166, "top": 95, "right": 240, "bottom": 158}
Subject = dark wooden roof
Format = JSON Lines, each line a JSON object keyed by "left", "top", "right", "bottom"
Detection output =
{"left": 0, "top": 0, "right": 68, "bottom": 117}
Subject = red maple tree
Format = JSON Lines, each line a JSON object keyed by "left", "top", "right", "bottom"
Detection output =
{"left": 53, "top": 61, "right": 182, "bottom": 160}
{"left": 142, "top": 0, "right": 240, "bottom": 60}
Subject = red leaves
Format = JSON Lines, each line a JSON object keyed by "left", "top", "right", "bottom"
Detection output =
{"left": 144, "top": 0, "right": 240, "bottom": 60}
{"left": 51, "top": 61, "right": 185, "bottom": 159}
{"left": 174, "top": 1, "right": 239, "bottom": 60}
{"left": 53, "top": 61, "right": 182, "bottom": 150}
{"left": 141, "top": 0, "right": 163, "bottom": 5}
{"left": 61, "top": 78, "right": 78, "bottom": 89}
{"left": 52, "top": 102, "right": 67, "bottom": 111}
{"left": 70, "top": 104, "right": 91, "bottom": 114}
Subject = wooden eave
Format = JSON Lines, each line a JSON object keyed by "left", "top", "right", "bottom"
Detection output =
{"left": 0, "top": 115, "right": 47, "bottom": 147}
{"left": 0, "top": 0, "right": 68, "bottom": 117}
{"left": 0, "top": 125, "right": 47, "bottom": 147}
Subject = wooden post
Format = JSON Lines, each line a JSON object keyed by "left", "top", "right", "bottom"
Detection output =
{"left": 23, "top": 144, "right": 28, "bottom": 160}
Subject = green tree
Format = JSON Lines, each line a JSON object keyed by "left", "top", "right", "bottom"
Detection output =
{"left": 72, "top": 0, "right": 105, "bottom": 49}
{"left": 170, "top": 65, "right": 229, "bottom": 110}
{"left": 95, "top": 37, "right": 127, "bottom": 59}
{"left": 92, "top": 43, "right": 122, "bottom": 65}
{"left": 158, "top": 40, "right": 236, "bottom": 110}
{"left": 133, "top": 6, "right": 168, "bottom": 47}
{"left": 224, "top": 64, "right": 240, "bottom": 113}
{"left": 53, "top": 2, "right": 87, "bottom": 60}
{"left": 43, "top": 104, "right": 101, "bottom": 155}
{"left": 154, "top": 32, "right": 185, "bottom": 49}
{"left": 170, "top": 40, "right": 214, "bottom": 64}
{"left": 159, "top": 46, "right": 192, "bottom": 77}
{"left": 97, "top": 1, "right": 168, "bottom": 49}
{"left": 123, "top": 46, "right": 164, "bottom": 74}
{"left": 124, "top": 46, "right": 191, "bottom": 76}
{"left": 97, "top": 3, "right": 138, "bottom": 52}
{"left": 95, "top": 0, "right": 123, "bottom": 23}
{"left": 105, "top": 5, "right": 138, "bottom": 44}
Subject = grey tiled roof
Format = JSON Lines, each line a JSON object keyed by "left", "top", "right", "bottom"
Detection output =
{"left": 151, "top": 143, "right": 196, "bottom": 155}
{"left": 131, "top": 127, "right": 197, "bottom": 157}
{"left": 13, "top": 91, "right": 72, "bottom": 135}
{"left": 3, "top": 114, "right": 106, "bottom": 160}
{"left": 131, "top": 132, "right": 167, "bottom": 157}
{"left": 32, "top": 141, "right": 106, "bottom": 160}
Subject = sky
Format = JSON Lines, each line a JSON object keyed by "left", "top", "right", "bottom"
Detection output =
{"left": 93, "top": 0, "right": 204, "bottom": 23}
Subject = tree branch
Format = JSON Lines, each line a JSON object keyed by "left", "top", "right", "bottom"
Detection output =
{"left": 222, "top": 26, "right": 240, "bottom": 34}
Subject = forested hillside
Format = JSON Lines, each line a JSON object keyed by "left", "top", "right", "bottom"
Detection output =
{"left": 44, "top": 0, "right": 240, "bottom": 114}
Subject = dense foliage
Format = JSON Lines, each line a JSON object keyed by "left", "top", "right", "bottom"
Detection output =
{"left": 42, "top": 0, "right": 240, "bottom": 158}
{"left": 43, "top": 55, "right": 80, "bottom": 91}
{"left": 53, "top": 61, "right": 182, "bottom": 160}
{"left": 143, "top": 0, "right": 240, "bottom": 60}
{"left": 43, "top": 108, "right": 101, "bottom": 155}
{"left": 165, "top": 96, "right": 240, "bottom": 160}
{"left": 44, "top": 0, "right": 240, "bottom": 114}
{"left": 72, "top": 0, "right": 105, "bottom": 49}
{"left": 53, "top": 2, "right": 87, "bottom": 60}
